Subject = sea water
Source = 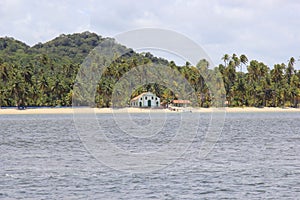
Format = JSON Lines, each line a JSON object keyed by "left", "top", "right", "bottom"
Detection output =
{"left": 0, "top": 112, "right": 299, "bottom": 199}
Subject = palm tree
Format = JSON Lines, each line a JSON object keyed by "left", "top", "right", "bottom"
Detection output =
{"left": 271, "top": 63, "right": 286, "bottom": 106}
{"left": 240, "top": 54, "right": 248, "bottom": 72}
{"left": 0, "top": 63, "right": 10, "bottom": 83}
{"left": 222, "top": 54, "right": 230, "bottom": 67}
{"left": 232, "top": 54, "right": 241, "bottom": 71}
{"left": 286, "top": 57, "right": 295, "bottom": 84}
{"left": 290, "top": 74, "right": 299, "bottom": 107}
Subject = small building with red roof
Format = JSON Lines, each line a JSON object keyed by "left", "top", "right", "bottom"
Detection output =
{"left": 172, "top": 99, "right": 191, "bottom": 107}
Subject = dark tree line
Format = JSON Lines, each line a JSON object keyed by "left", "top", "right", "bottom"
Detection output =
{"left": 0, "top": 32, "right": 299, "bottom": 108}
{"left": 219, "top": 54, "right": 300, "bottom": 107}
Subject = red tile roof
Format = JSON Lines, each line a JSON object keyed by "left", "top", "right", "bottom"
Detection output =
{"left": 172, "top": 100, "right": 191, "bottom": 104}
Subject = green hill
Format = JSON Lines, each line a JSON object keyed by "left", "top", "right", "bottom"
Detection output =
{"left": 0, "top": 32, "right": 180, "bottom": 108}
{"left": 0, "top": 32, "right": 299, "bottom": 108}
{"left": 30, "top": 31, "right": 104, "bottom": 63}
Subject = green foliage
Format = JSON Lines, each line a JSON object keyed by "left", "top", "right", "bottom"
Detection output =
{"left": 219, "top": 54, "right": 300, "bottom": 108}
{"left": 0, "top": 33, "right": 299, "bottom": 108}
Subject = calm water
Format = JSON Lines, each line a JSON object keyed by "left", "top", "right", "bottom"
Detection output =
{"left": 1, "top": 112, "right": 299, "bottom": 199}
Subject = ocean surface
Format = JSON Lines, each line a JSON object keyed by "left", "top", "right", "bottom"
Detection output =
{"left": 1, "top": 112, "right": 299, "bottom": 199}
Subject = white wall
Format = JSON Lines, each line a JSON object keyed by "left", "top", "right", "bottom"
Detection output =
{"left": 131, "top": 93, "right": 160, "bottom": 107}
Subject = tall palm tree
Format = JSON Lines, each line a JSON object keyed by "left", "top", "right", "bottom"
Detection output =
{"left": 240, "top": 54, "right": 248, "bottom": 72}
{"left": 286, "top": 57, "right": 295, "bottom": 84}
{"left": 221, "top": 54, "right": 230, "bottom": 67}
{"left": 0, "top": 63, "right": 10, "bottom": 83}
{"left": 232, "top": 54, "right": 241, "bottom": 71}
{"left": 289, "top": 74, "right": 299, "bottom": 107}
{"left": 271, "top": 63, "right": 286, "bottom": 106}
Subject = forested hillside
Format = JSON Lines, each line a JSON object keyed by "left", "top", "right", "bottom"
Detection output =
{"left": 0, "top": 32, "right": 101, "bottom": 108}
{"left": 0, "top": 32, "right": 299, "bottom": 108}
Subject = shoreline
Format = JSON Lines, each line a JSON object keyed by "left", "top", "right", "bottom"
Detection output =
{"left": 0, "top": 107, "right": 299, "bottom": 115}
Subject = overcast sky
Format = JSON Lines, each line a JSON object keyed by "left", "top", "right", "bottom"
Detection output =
{"left": 1, "top": 0, "right": 299, "bottom": 68}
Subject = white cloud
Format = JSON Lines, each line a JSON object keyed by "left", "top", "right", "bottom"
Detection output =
{"left": 0, "top": 0, "right": 299, "bottom": 68}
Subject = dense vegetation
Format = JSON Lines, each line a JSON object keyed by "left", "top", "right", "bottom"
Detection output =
{"left": 0, "top": 32, "right": 299, "bottom": 108}
{"left": 219, "top": 54, "right": 300, "bottom": 107}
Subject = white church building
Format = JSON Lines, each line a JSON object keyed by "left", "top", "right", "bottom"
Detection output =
{"left": 130, "top": 92, "right": 160, "bottom": 108}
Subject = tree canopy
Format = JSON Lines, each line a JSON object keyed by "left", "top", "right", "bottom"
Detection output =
{"left": 0, "top": 32, "right": 299, "bottom": 108}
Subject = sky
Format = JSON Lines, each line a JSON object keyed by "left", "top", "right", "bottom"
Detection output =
{"left": 0, "top": 0, "right": 300, "bottom": 68}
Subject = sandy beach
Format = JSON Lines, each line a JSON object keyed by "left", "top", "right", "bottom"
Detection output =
{"left": 0, "top": 106, "right": 299, "bottom": 115}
